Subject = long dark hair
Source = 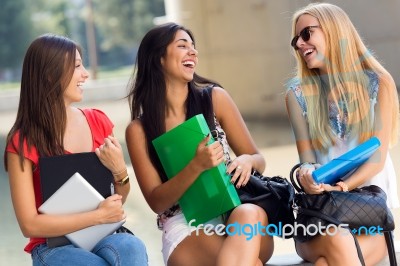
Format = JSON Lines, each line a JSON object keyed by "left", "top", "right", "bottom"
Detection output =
{"left": 127, "top": 22, "right": 220, "bottom": 182}
{"left": 5, "top": 34, "right": 81, "bottom": 170}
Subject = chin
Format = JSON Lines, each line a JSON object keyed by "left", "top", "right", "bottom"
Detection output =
{"left": 306, "top": 62, "right": 322, "bottom": 71}
{"left": 184, "top": 75, "right": 194, "bottom": 82}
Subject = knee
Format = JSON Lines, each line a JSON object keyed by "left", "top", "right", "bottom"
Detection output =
{"left": 119, "top": 234, "right": 148, "bottom": 264}
{"left": 121, "top": 234, "right": 147, "bottom": 255}
{"left": 313, "top": 233, "right": 362, "bottom": 265}
{"left": 315, "top": 256, "right": 329, "bottom": 266}
{"left": 320, "top": 233, "right": 345, "bottom": 251}
{"left": 231, "top": 203, "right": 267, "bottom": 224}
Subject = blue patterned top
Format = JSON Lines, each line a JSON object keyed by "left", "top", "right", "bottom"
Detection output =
{"left": 288, "top": 71, "right": 379, "bottom": 140}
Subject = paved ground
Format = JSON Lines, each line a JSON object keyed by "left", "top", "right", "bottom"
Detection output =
{"left": 0, "top": 99, "right": 399, "bottom": 265}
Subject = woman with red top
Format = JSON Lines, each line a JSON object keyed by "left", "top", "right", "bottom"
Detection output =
{"left": 4, "top": 34, "right": 147, "bottom": 265}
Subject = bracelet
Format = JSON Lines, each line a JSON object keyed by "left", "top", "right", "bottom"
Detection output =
{"left": 336, "top": 181, "right": 349, "bottom": 192}
{"left": 113, "top": 167, "right": 127, "bottom": 176}
{"left": 115, "top": 175, "right": 130, "bottom": 186}
{"left": 300, "top": 162, "right": 316, "bottom": 169}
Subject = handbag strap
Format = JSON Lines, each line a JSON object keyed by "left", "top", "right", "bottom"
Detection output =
{"left": 289, "top": 163, "right": 304, "bottom": 192}
{"left": 300, "top": 209, "right": 365, "bottom": 266}
{"left": 292, "top": 161, "right": 397, "bottom": 265}
{"left": 301, "top": 209, "right": 397, "bottom": 266}
{"left": 384, "top": 231, "right": 398, "bottom": 266}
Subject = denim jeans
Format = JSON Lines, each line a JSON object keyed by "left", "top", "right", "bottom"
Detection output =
{"left": 32, "top": 233, "right": 148, "bottom": 266}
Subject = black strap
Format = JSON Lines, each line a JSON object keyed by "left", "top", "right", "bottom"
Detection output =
{"left": 301, "top": 209, "right": 397, "bottom": 266}
{"left": 289, "top": 163, "right": 304, "bottom": 192}
{"left": 300, "top": 209, "right": 365, "bottom": 266}
{"left": 384, "top": 231, "right": 398, "bottom": 266}
{"left": 202, "top": 85, "right": 216, "bottom": 133}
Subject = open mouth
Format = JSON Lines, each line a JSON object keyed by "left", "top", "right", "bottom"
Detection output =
{"left": 182, "top": 60, "right": 195, "bottom": 68}
{"left": 303, "top": 49, "right": 314, "bottom": 57}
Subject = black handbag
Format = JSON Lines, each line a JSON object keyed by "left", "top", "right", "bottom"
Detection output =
{"left": 290, "top": 163, "right": 397, "bottom": 266}
{"left": 203, "top": 86, "right": 295, "bottom": 238}
{"left": 235, "top": 172, "right": 295, "bottom": 238}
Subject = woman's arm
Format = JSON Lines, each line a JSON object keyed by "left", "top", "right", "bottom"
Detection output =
{"left": 125, "top": 120, "right": 224, "bottom": 214}
{"left": 285, "top": 90, "right": 323, "bottom": 194}
{"left": 285, "top": 90, "right": 316, "bottom": 163}
{"left": 211, "top": 87, "right": 266, "bottom": 187}
{"left": 95, "top": 135, "right": 130, "bottom": 203}
{"left": 7, "top": 152, "right": 125, "bottom": 238}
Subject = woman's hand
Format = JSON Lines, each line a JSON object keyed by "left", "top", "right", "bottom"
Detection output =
{"left": 95, "top": 135, "right": 126, "bottom": 174}
{"left": 97, "top": 194, "right": 126, "bottom": 224}
{"left": 192, "top": 134, "right": 225, "bottom": 172}
{"left": 226, "top": 155, "right": 253, "bottom": 188}
{"left": 298, "top": 163, "right": 324, "bottom": 194}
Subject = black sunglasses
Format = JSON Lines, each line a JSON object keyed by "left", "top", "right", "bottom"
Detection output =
{"left": 291, "top": 25, "right": 320, "bottom": 50}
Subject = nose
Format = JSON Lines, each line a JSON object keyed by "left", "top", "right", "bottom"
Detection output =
{"left": 296, "top": 37, "right": 306, "bottom": 50}
{"left": 82, "top": 66, "right": 90, "bottom": 79}
{"left": 189, "top": 47, "right": 198, "bottom": 56}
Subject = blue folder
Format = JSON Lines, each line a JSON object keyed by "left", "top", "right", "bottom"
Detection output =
{"left": 312, "top": 137, "right": 381, "bottom": 184}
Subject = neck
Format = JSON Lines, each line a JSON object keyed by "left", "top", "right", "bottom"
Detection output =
{"left": 320, "top": 73, "right": 329, "bottom": 89}
{"left": 165, "top": 83, "right": 189, "bottom": 116}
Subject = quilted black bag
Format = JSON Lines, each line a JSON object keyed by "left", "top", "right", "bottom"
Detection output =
{"left": 290, "top": 163, "right": 397, "bottom": 266}
{"left": 236, "top": 173, "right": 295, "bottom": 238}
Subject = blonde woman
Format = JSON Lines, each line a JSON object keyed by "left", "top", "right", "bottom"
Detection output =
{"left": 286, "top": 3, "right": 399, "bottom": 265}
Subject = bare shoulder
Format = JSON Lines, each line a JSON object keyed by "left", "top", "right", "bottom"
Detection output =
{"left": 125, "top": 119, "right": 145, "bottom": 143}
{"left": 211, "top": 86, "right": 230, "bottom": 100}
{"left": 210, "top": 86, "right": 235, "bottom": 113}
{"left": 376, "top": 72, "right": 398, "bottom": 103}
{"left": 378, "top": 71, "right": 396, "bottom": 90}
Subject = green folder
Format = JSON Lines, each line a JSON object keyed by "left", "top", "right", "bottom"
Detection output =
{"left": 152, "top": 114, "right": 241, "bottom": 226}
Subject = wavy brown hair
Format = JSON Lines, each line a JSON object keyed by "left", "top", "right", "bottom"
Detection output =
{"left": 5, "top": 34, "right": 81, "bottom": 170}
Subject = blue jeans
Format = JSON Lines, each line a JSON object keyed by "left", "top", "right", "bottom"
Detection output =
{"left": 32, "top": 233, "right": 148, "bottom": 266}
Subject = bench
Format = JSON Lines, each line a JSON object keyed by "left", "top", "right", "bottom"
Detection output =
{"left": 265, "top": 241, "right": 399, "bottom": 265}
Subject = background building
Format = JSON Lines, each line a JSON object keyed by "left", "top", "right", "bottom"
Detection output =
{"left": 157, "top": 0, "right": 400, "bottom": 120}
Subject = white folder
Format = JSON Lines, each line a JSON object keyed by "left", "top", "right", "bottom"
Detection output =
{"left": 38, "top": 172, "right": 125, "bottom": 251}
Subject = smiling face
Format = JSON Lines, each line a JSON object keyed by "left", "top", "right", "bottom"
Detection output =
{"left": 161, "top": 29, "right": 198, "bottom": 84}
{"left": 294, "top": 14, "right": 327, "bottom": 73}
{"left": 63, "top": 49, "right": 89, "bottom": 106}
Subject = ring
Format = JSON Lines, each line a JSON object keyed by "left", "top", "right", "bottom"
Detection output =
{"left": 237, "top": 165, "right": 242, "bottom": 171}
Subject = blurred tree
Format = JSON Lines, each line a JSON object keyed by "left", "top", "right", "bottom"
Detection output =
{"left": 92, "top": 0, "right": 165, "bottom": 67}
{"left": 93, "top": 0, "right": 164, "bottom": 49}
{"left": 30, "top": 0, "right": 73, "bottom": 36}
{"left": 0, "top": 0, "right": 32, "bottom": 79}
{"left": 0, "top": 0, "right": 165, "bottom": 82}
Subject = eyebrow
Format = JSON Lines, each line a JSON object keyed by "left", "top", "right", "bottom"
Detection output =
{"left": 175, "top": 38, "right": 195, "bottom": 46}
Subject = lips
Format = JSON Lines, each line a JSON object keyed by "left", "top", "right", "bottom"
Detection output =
{"left": 303, "top": 48, "right": 314, "bottom": 57}
{"left": 182, "top": 60, "right": 195, "bottom": 68}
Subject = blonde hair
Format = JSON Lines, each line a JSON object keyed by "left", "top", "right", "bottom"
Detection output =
{"left": 291, "top": 3, "right": 399, "bottom": 151}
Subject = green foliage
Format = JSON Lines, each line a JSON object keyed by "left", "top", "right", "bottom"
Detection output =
{"left": 0, "top": 0, "right": 32, "bottom": 70}
{"left": 0, "top": 0, "right": 165, "bottom": 81}
{"left": 30, "top": 0, "right": 74, "bottom": 36}
{"left": 93, "top": 0, "right": 165, "bottom": 51}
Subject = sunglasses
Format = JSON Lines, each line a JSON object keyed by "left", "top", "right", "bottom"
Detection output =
{"left": 291, "top": 25, "right": 320, "bottom": 50}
